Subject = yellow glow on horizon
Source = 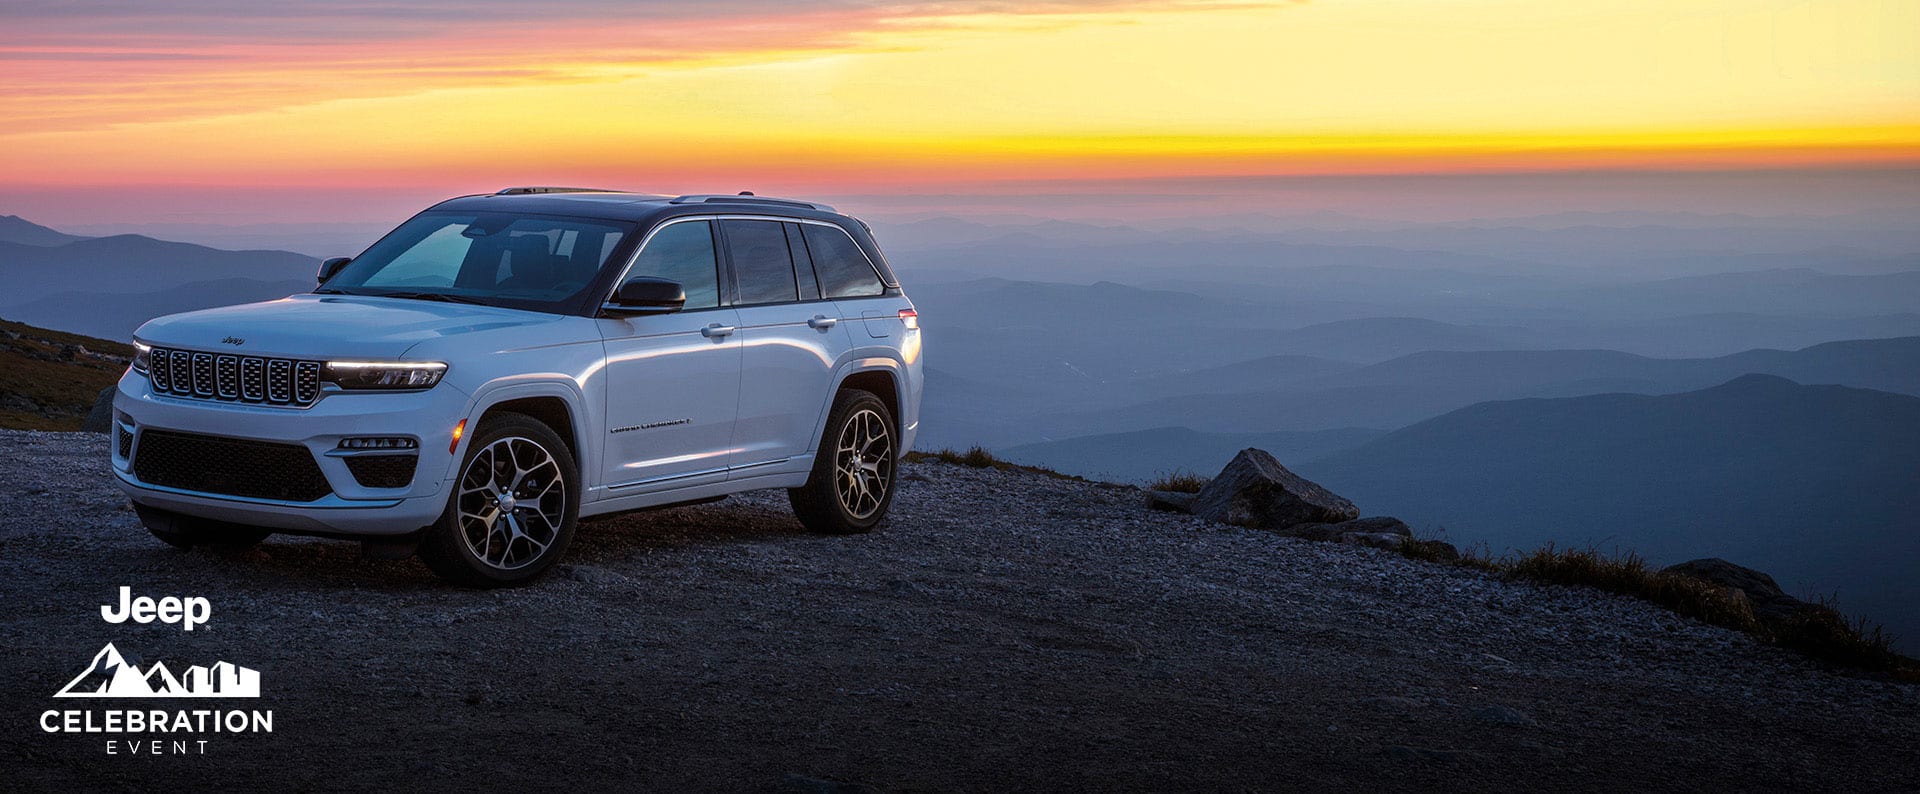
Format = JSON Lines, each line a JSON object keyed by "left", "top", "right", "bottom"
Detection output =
{"left": 2, "top": 0, "right": 1915, "bottom": 189}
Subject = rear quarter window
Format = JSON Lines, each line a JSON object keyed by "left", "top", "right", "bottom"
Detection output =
{"left": 801, "top": 224, "right": 885, "bottom": 299}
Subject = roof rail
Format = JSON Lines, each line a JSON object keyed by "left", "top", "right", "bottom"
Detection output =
{"left": 494, "top": 186, "right": 622, "bottom": 195}
{"left": 669, "top": 193, "right": 836, "bottom": 212}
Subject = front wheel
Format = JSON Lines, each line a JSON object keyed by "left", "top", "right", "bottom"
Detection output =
{"left": 789, "top": 389, "right": 897, "bottom": 535}
{"left": 419, "top": 413, "right": 579, "bottom": 587}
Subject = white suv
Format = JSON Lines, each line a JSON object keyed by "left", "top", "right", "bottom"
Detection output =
{"left": 111, "top": 188, "right": 923, "bottom": 585}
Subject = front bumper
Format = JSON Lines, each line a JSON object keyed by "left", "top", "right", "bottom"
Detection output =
{"left": 111, "top": 369, "right": 469, "bottom": 536}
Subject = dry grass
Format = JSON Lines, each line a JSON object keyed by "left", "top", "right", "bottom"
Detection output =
{"left": 1771, "top": 595, "right": 1908, "bottom": 674}
{"left": 0, "top": 318, "right": 132, "bottom": 431}
{"left": 1146, "top": 471, "right": 1209, "bottom": 493}
{"left": 1503, "top": 546, "right": 1764, "bottom": 635}
{"left": 1399, "top": 542, "right": 1914, "bottom": 676}
{"left": 904, "top": 447, "right": 1083, "bottom": 481}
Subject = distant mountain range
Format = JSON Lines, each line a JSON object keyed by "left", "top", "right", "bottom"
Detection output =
{"left": 0, "top": 214, "right": 86, "bottom": 246}
{"left": 8, "top": 277, "right": 311, "bottom": 341}
{"left": 1001, "top": 426, "right": 1385, "bottom": 483}
{"left": 0, "top": 216, "right": 315, "bottom": 340}
{"left": 1302, "top": 375, "right": 1920, "bottom": 652}
{"left": 1009, "top": 336, "right": 1920, "bottom": 442}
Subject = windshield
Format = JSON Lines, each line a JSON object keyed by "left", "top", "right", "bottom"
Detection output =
{"left": 320, "top": 211, "right": 633, "bottom": 313}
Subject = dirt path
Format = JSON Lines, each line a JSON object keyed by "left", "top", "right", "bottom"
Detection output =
{"left": 1, "top": 430, "right": 1915, "bottom": 792}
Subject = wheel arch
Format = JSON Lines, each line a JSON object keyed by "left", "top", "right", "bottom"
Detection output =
{"left": 837, "top": 369, "right": 900, "bottom": 425}
{"left": 449, "top": 380, "right": 592, "bottom": 484}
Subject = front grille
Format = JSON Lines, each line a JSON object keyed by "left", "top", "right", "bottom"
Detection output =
{"left": 132, "top": 429, "right": 333, "bottom": 502}
{"left": 116, "top": 424, "right": 133, "bottom": 459}
{"left": 148, "top": 347, "right": 323, "bottom": 407}
{"left": 344, "top": 454, "right": 418, "bottom": 489}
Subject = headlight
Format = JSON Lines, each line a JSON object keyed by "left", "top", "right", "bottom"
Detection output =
{"left": 131, "top": 342, "right": 151, "bottom": 374}
{"left": 323, "top": 360, "right": 447, "bottom": 390}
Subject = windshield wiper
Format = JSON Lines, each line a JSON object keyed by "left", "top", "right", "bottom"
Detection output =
{"left": 365, "top": 291, "right": 491, "bottom": 306}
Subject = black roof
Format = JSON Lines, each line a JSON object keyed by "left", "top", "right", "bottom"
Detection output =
{"left": 423, "top": 189, "right": 898, "bottom": 288}
{"left": 429, "top": 190, "right": 850, "bottom": 227}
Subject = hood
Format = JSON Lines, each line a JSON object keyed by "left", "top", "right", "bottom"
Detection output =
{"left": 133, "top": 293, "right": 563, "bottom": 360}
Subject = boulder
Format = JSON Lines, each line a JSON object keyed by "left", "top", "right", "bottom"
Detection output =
{"left": 1339, "top": 532, "right": 1409, "bottom": 551}
{"left": 1280, "top": 516, "right": 1412, "bottom": 542}
{"left": 1190, "top": 448, "right": 1359, "bottom": 530}
{"left": 81, "top": 387, "right": 116, "bottom": 434}
{"left": 1142, "top": 490, "right": 1196, "bottom": 513}
{"left": 1403, "top": 539, "right": 1461, "bottom": 562}
{"left": 1661, "top": 558, "right": 1804, "bottom": 621}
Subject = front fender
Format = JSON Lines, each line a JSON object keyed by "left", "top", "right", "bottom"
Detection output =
{"left": 443, "top": 377, "right": 594, "bottom": 487}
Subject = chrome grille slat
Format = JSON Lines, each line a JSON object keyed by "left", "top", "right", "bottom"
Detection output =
{"left": 267, "top": 360, "right": 291, "bottom": 403}
{"left": 216, "top": 355, "right": 240, "bottom": 399}
{"left": 191, "top": 353, "right": 215, "bottom": 396}
{"left": 241, "top": 357, "right": 265, "bottom": 401}
{"left": 169, "top": 351, "right": 192, "bottom": 392}
{"left": 145, "top": 346, "right": 324, "bottom": 408}
{"left": 150, "top": 349, "right": 172, "bottom": 392}
{"left": 294, "top": 361, "right": 321, "bottom": 404}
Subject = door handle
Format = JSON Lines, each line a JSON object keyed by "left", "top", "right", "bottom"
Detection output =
{"left": 806, "top": 315, "right": 838, "bottom": 329}
{"left": 701, "top": 323, "right": 735, "bottom": 338}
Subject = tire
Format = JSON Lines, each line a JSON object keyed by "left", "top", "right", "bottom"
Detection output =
{"left": 789, "top": 389, "right": 898, "bottom": 535}
{"left": 133, "top": 504, "right": 271, "bottom": 550}
{"left": 419, "top": 412, "right": 580, "bottom": 587}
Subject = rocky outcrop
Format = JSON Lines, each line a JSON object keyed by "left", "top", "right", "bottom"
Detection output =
{"left": 1157, "top": 449, "right": 1460, "bottom": 557}
{"left": 80, "top": 387, "right": 115, "bottom": 434}
{"left": 1142, "top": 490, "right": 1197, "bottom": 513}
{"left": 1190, "top": 448, "right": 1358, "bottom": 530}
{"left": 1286, "top": 516, "right": 1413, "bottom": 542}
{"left": 1661, "top": 558, "right": 1806, "bottom": 621}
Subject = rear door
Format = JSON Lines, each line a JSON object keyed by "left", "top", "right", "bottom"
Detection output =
{"left": 798, "top": 222, "right": 897, "bottom": 336}
{"left": 720, "top": 218, "right": 855, "bottom": 475}
{"left": 596, "top": 219, "right": 742, "bottom": 493}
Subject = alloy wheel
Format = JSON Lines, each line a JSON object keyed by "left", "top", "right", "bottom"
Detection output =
{"left": 834, "top": 407, "right": 893, "bottom": 520}
{"left": 456, "top": 436, "right": 566, "bottom": 570}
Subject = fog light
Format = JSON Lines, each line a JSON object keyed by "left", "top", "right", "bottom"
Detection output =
{"left": 338, "top": 436, "right": 418, "bottom": 451}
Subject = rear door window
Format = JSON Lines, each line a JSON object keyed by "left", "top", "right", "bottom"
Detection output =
{"left": 785, "top": 223, "right": 822, "bottom": 301}
{"left": 722, "top": 220, "right": 799, "bottom": 306}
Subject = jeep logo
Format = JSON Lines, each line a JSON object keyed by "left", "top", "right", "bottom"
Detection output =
{"left": 220, "top": 336, "right": 245, "bottom": 346}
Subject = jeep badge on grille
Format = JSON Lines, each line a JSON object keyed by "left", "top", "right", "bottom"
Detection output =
{"left": 221, "top": 336, "right": 246, "bottom": 346}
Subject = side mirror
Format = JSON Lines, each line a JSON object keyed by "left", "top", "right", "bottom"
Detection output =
{"left": 317, "top": 257, "right": 352, "bottom": 285}
{"left": 605, "top": 277, "right": 686, "bottom": 315}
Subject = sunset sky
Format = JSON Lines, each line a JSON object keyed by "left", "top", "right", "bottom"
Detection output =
{"left": 3, "top": 0, "right": 1917, "bottom": 224}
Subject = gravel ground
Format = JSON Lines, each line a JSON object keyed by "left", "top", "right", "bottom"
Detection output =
{"left": 1, "top": 429, "right": 1916, "bottom": 792}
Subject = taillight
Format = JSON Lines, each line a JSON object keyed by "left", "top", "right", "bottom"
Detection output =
{"left": 898, "top": 308, "right": 918, "bottom": 330}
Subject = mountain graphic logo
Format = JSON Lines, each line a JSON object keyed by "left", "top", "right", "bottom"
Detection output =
{"left": 54, "top": 643, "right": 260, "bottom": 698}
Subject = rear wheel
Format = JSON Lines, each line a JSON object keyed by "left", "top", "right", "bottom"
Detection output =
{"left": 789, "top": 389, "right": 897, "bottom": 535}
{"left": 134, "top": 505, "right": 271, "bottom": 550}
{"left": 419, "top": 413, "right": 579, "bottom": 587}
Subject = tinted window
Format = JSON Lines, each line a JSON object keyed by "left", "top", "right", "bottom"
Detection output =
{"left": 723, "top": 220, "right": 798, "bottom": 305}
{"left": 327, "top": 212, "right": 631, "bottom": 312}
{"left": 801, "top": 225, "right": 884, "bottom": 298}
{"left": 785, "top": 223, "right": 821, "bottom": 300}
{"left": 630, "top": 220, "right": 720, "bottom": 310}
